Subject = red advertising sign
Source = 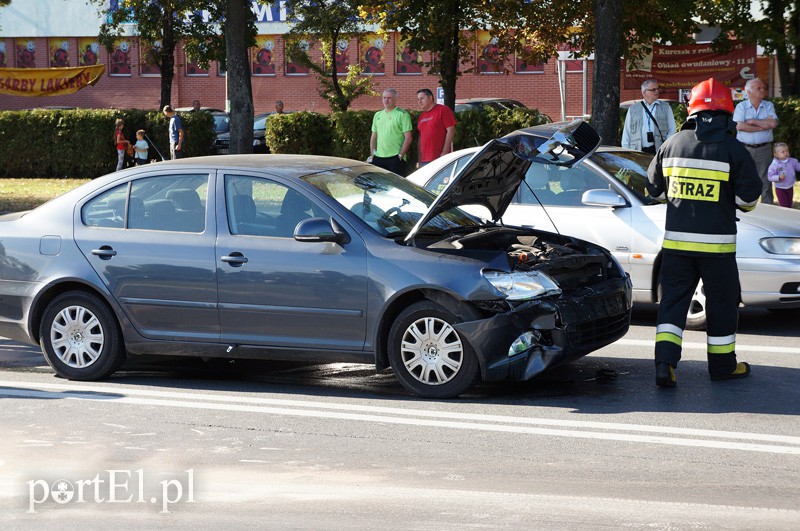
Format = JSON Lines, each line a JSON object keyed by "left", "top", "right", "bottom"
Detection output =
{"left": 624, "top": 41, "right": 756, "bottom": 90}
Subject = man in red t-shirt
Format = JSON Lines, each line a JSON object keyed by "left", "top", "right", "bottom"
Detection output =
{"left": 416, "top": 88, "right": 457, "bottom": 167}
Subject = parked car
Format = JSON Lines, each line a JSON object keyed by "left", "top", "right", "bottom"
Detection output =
{"left": 408, "top": 136, "right": 800, "bottom": 329}
{"left": 213, "top": 111, "right": 293, "bottom": 155}
{"left": 455, "top": 98, "right": 527, "bottom": 113}
{"left": 176, "top": 107, "right": 230, "bottom": 153}
{"left": 0, "top": 121, "right": 631, "bottom": 398}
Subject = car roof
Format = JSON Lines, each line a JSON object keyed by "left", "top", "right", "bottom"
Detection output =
{"left": 121, "top": 154, "right": 367, "bottom": 179}
{"left": 455, "top": 98, "right": 524, "bottom": 104}
{"left": 175, "top": 107, "right": 228, "bottom": 114}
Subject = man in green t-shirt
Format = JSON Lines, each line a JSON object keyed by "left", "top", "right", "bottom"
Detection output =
{"left": 370, "top": 88, "right": 413, "bottom": 176}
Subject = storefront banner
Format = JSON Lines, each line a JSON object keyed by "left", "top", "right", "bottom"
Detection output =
{"left": 0, "top": 65, "right": 105, "bottom": 96}
{"left": 360, "top": 34, "right": 385, "bottom": 75}
{"left": 395, "top": 36, "right": 421, "bottom": 75}
{"left": 252, "top": 36, "right": 277, "bottom": 76}
{"left": 624, "top": 41, "right": 756, "bottom": 90}
{"left": 477, "top": 31, "right": 503, "bottom": 74}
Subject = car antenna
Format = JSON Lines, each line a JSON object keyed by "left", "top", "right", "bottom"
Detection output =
{"left": 519, "top": 179, "right": 561, "bottom": 235}
{"left": 144, "top": 133, "right": 166, "bottom": 161}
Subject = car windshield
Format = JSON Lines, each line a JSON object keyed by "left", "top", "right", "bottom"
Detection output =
{"left": 592, "top": 150, "right": 660, "bottom": 205}
{"left": 254, "top": 114, "right": 269, "bottom": 130}
{"left": 303, "top": 167, "right": 480, "bottom": 237}
{"left": 213, "top": 114, "right": 230, "bottom": 133}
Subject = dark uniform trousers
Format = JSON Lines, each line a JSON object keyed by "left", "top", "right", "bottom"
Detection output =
{"left": 655, "top": 253, "right": 740, "bottom": 377}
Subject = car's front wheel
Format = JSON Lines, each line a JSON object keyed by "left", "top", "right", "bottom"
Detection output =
{"left": 39, "top": 291, "right": 125, "bottom": 380}
{"left": 387, "top": 301, "right": 479, "bottom": 398}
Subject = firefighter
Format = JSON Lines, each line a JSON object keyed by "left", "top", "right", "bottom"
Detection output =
{"left": 646, "top": 78, "right": 762, "bottom": 387}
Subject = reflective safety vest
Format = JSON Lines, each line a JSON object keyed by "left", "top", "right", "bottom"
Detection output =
{"left": 646, "top": 124, "right": 761, "bottom": 257}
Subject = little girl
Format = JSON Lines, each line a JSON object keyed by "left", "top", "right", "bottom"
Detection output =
{"left": 768, "top": 143, "right": 800, "bottom": 208}
{"left": 114, "top": 118, "right": 130, "bottom": 171}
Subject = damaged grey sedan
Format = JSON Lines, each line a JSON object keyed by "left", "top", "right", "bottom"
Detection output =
{"left": 0, "top": 120, "right": 631, "bottom": 398}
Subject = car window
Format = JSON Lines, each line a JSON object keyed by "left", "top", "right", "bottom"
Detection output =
{"left": 213, "top": 114, "right": 230, "bottom": 133}
{"left": 82, "top": 175, "right": 208, "bottom": 232}
{"left": 225, "top": 175, "right": 324, "bottom": 238}
{"left": 425, "top": 155, "right": 472, "bottom": 195}
{"left": 515, "top": 163, "right": 607, "bottom": 207}
{"left": 302, "top": 166, "right": 480, "bottom": 237}
{"left": 81, "top": 184, "right": 128, "bottom": 228}
{"left": 592, "top": 151, "right": 657, "bottom": 204}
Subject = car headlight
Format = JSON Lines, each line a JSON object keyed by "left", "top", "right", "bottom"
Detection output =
{"left": 253, "top": 139, "right": 264, "bottom": 146}
{"left": 759, "top": 237, "right": 800, "bottom": 255}
{"left": 483, "top": 270, "right": 562, "bottom": 301}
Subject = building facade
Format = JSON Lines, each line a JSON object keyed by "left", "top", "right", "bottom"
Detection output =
{"left": 1, "top": 1, "right": 766, "bottom": 117}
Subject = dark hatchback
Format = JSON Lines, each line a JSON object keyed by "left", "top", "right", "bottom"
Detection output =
{"left": 214, "top": 111, "right": 293, "bottom": 155}
{"left": 0, "top": 121, "right": 631, "bottom": 398}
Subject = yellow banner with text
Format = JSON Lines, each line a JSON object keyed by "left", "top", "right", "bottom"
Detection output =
{"left": 0, "top": 65, "right": 105, "bottom": 97}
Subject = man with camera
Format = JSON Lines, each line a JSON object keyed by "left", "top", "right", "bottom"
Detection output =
{"left": 622, "top": 79, "right": 677, "bottom": 154}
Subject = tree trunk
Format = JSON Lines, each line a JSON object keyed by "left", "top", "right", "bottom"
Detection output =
{"left": 159, "top": 8, "right": 176, "bottom": 109}
{"left": 328, "top": 30, "right": 347, "bottom": 112}
{"left": 440, "top": 19, "right": 460, "bottom": 110}
{"left": 225, "top": 0, "right": 254, "bottom": 154}
{"left": 591, "top": 0, "right": 623, "bottom": 145}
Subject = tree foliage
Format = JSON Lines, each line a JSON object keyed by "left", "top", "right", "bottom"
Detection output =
{"left": 697, "top": 0, "right": 800, "bottom": 96}
{"left": 359, "top": 0, "right": 696, "bottom": 145}
{"left": 285, "top": 0, "right": 378, "bottom": 111}
{"left": 94, "top": 1, "right": 221, "bottom": 108}
{"left": 359, "top": 0, "right": 573, "bottom": 110}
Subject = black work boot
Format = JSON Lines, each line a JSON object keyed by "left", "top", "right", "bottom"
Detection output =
{"left": 655, "top": 362, "right": 676, "bottom": 388}
{"left": 710, "top": 362, "right": 751, "bottom": 381}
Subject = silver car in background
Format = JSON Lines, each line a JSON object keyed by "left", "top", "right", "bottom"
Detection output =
{"left": 409, "top": 139, "right": 800, "bottom": 329}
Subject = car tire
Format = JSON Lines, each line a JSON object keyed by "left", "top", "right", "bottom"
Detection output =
{"left": 685, "top": 280, "right": 707, "bottom": 331}
{"left": 659, "top": 279, "right": 707, "bottom": 331}
{"left": 387, "top": 301, "right": 479, "bottom": 398}
{"left": 39, "top": 291, "right": 125, "bottom": 380}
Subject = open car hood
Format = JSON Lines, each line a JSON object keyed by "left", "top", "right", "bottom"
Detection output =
{"left": 405, "top": 120, "right": 601, "bottom": 242}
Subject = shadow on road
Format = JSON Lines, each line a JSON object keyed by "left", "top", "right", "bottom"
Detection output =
{"left": 2, "top": 302, "right": 798, "bottom": 417}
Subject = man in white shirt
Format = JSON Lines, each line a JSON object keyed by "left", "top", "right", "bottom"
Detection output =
{"left": 733, "top": 78, "right": 779, "bottom": 204}
{"left": 621, "top": 79, "right": 677, "bottom": 154}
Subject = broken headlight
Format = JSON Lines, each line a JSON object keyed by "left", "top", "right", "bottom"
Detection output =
{"left": 483, "top": 270, "right": 562, "bottom": 301}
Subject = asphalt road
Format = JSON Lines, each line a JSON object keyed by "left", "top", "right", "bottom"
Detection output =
{"left": 1, "top": 304, "right": 799, "bottom": 529}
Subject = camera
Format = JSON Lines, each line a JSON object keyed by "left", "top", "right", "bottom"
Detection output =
{"left": 647, "top": 131, "right": 655, "bottom": 143}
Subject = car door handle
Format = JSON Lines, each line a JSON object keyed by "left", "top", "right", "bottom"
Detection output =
{"left": 91, "top": 246, "right": 117, "bottom": 260}
{"left": 221, "top": 252, "right": 248, "bottom": 266}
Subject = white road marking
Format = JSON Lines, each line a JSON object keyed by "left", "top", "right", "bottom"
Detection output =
{"left": 2, "top": 380, "right": 799, "bottom": 455}
{"left": 616, "top": 338, "right": 800, "bottom": 354}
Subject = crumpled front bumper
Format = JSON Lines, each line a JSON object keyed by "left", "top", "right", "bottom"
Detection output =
{"left": 454, "top": 276, "right": 632, "bottom": 382}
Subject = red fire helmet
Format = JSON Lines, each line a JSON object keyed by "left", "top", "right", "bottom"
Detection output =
{"left": 688, "top": 78, "right": 735, "bottom": 115}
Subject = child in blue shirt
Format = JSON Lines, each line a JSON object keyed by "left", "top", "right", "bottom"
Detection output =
{"left": 133, "top": 130, "right": 150, "bottom": 165}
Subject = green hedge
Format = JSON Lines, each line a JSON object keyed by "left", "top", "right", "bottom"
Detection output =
{"left": 0, "top": 105, "right": 550, "bottom": 179}
{"left": 773, "top": 97, "right": 800, "bottom": 156}
{"left": 0, "top": 108, "right": 214, "bottom": 179}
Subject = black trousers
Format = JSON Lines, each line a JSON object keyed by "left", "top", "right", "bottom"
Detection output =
{"left": 655, "top": 253, "right": 740, "bottom": 376}
{"left": 371, "top": 154, "right": 408, "bottom": 176}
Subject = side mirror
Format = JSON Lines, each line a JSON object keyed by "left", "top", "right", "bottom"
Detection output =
{"left": 581, "top": 189, "right": 627, "bottom": 208}
{"left": 294, "top": 217, "right": 351, "bottom": 244}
